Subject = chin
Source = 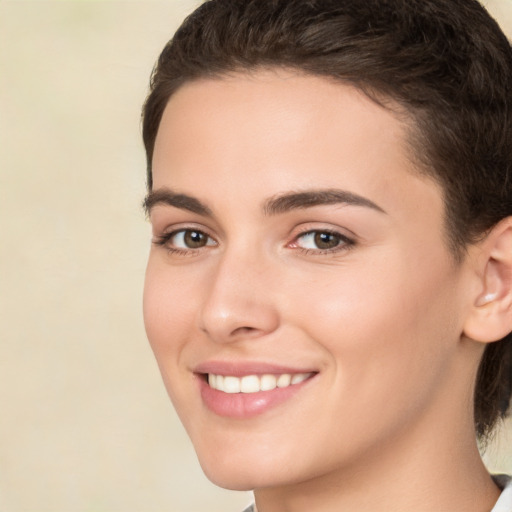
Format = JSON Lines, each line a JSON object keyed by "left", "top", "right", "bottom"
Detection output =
{"left": 197, "top": 449, "right": 301, "bottom": 491}
{"left": 200, "top": 460, "right": 264, "bottom": 491}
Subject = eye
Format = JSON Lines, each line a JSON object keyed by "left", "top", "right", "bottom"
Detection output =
{"left": 153, "top": 228, "right": 217, "bottom": 253}
{"left": 172, "top": 229, "right": 214, "bottom": 249}
{"left": 293, "top": 230, "right": 353, "bottom": 252}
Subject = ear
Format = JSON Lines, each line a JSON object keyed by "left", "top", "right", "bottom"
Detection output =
{"left": 463, "top": 217, "right": 512, "bottom": 343}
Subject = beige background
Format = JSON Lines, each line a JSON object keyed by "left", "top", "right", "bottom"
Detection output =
{"left": 1, "top": 1, "right": 511, "bottom": 511}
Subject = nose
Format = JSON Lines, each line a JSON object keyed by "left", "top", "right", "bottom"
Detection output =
{"left": 197, "top": 249, "right": 280, "bottom": 344}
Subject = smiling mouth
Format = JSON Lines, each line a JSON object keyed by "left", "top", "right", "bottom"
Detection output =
{"left": 206, "top": 372, "right": 315, "bottom": 394}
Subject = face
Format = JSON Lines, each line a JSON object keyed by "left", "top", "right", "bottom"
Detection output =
{"left": 143, "top": 70, "right": 474, "bottom": 490}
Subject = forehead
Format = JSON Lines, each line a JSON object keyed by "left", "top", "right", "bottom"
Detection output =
{"left": 152, "top": 70, "right": 442, "bottom": 224}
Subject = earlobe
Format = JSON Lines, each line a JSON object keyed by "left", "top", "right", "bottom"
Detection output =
{"left": 463, "top": 217, "right": 512, "bottom": 343}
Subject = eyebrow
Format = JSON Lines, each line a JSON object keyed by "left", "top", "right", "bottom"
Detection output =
{"left": 143, "top": 187, "right": 386, "bottom": 217}
{"left": 263, "top": 189, "right": 386, "bottom": 215}
{"left": 143, "top": 188, "right": 213, "bottom": 217}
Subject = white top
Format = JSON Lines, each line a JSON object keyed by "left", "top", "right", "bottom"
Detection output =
{"left": 242, "top": 475, "right": 512, "bottom": 512}
{"left": 491, "top": 475, "right": 512, "bottom": 512}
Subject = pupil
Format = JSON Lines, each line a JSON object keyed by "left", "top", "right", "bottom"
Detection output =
{"left": 185, "top": 230, "right": 206, "bottom": 248}
{"left": 314, "top": 232, "right": 339, "bottom": 249}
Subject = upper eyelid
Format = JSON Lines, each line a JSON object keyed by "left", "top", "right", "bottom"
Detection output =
{"left": 296, "top": 227, "right": 348, "bottom": 236}
{"left": 156, "top": 222, "right": 216, "bottom": 238}
{"left": 292, "top": 229, "right": 354, "bottom": 245}
{"left": 150, "top": 212, "right": 226, "bottom": 238}
{"left": 290, "top": 222, "right": 357, "bottom": 240}
{"left": 163, "top": 227, "right": 216, "bottom": 243}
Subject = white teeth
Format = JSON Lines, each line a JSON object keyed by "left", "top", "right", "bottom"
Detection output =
{"left": 240, "top": 375, "right": 260, "bottom": 393}
{"left": 214, "top": 374, "right": 224, "bottom": 391}
{"left": 260, "top": 374, "right": 277, "bottom": 391}
{"left": 291, "top": 373, "right": 309, "bottom": 385}
{"left": 277, "top": 374, "right": 292, "bottom": 388}
{"left": 223, "top": 376, "right": 241, "bottom": 394}
{"left": 207, "top": 372, "right": 312, "bottom": 393}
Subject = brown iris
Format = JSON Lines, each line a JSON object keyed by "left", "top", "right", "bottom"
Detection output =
{"left": 183, "top": 230, "right": 209, "bottom": 248}
{"left": 314, "top": 232, "right": 341, "bottom": 249}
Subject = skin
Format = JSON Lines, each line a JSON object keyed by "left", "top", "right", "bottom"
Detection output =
{"left": 143, "top": 70, "right": 502, "bottom": 512}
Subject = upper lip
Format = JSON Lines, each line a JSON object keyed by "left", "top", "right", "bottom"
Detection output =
{"left": 193, "top": 361, "right": 318, "bottom": 377}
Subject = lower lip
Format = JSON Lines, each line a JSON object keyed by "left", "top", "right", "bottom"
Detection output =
{"left": 198, "top": 375, "right": 315, "bottom": 418}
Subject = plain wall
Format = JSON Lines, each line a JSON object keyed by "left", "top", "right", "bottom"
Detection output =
{"left": 1, "top": 1, "right": 511, "bottom": 511}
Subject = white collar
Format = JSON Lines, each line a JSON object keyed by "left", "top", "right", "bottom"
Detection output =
{"left": 245, "top": 475, "right": 512, "bottom": 512}
{"left": 491, "top": 475, "right": 512, "bottom": 512}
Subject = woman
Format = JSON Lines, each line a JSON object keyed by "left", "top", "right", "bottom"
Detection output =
{"left": 141, "top": 0, "right": 512, "bottom": 510}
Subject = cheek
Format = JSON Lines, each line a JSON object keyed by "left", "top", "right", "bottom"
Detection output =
{"left": 142, "top": 258, "right": 195, "bottom": 370}
{"left": 143, "top": 259, "right": 202, "bottom": 420}
{"left": 293, "top": 249, "right": 462, "bottom": 423}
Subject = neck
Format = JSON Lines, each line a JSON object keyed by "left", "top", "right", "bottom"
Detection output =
{"left": 254, "top": 348, "right": 501, "bottom": 512}
{"left": 256, "top": 439, "right": 498, "bottom": 512}
{"left": 255, "top": 426, "right": 499, "bottom": 512}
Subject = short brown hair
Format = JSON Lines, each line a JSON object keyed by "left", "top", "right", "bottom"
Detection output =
{"left": 142, "top": 0, "right": 512, "bottom": 439}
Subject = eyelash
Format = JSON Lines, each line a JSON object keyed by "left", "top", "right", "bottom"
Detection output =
{"left": 152, "top": 228, "right": 355, "bottom": 256}
{"left": 152, "top": 229, "right": 217, "bottom": 256}
{"left": 291, "top": 229, "right": 355, "bottom": 255}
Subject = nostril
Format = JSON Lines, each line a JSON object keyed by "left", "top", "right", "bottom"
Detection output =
{"left": 197, "top": 285, "right": 280, "bottom": 343}
{"left": 231, "top": 326, "right": 260, "bottom": 337}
